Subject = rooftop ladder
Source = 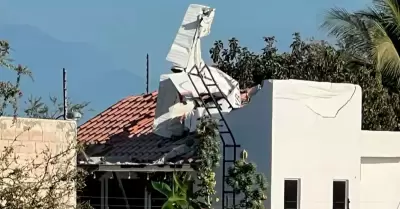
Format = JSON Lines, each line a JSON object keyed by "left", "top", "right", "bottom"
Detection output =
{"left": 187, "top": 64, "right": 240, "bottom": 209}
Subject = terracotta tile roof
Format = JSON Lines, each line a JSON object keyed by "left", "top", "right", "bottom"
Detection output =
{"left": 78, "top": 91, "right": 158, "bottom": 144}
{"left": 78, "top": 88, "right": 255, "bottom": 165}
{"left": 78, "top": 88, "right": 254, "bottom": 144}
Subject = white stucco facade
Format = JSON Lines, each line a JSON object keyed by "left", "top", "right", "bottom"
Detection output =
{"left": 220, "top": 79, "right": 400, "bottom": 209}
{"left": 360, "top": 131, "right": 400, "bottom": 209}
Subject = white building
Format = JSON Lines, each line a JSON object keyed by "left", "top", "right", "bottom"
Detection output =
{"left": 223, "top": 79, "right": 400, "bottom": 209}
{"left": 78, "top": 4, "right": 400, "bottom": 209}
{"left": 78, "top": 77, "right": 400, "bottom": 209}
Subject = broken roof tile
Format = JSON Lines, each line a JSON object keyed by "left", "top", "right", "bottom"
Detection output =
{"left": 77, "top": 89, "right": 251, "bottom": 145}
{"left": 81, "top": 133, "right": 198, "bottom": 165}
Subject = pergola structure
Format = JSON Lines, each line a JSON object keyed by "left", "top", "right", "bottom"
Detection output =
{"left": 78, "top": 132, "right": 198, "bottom": 209}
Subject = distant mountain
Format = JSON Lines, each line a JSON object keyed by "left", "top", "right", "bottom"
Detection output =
{"left": 0, "top": 24, "right": 145, "bottom": 122}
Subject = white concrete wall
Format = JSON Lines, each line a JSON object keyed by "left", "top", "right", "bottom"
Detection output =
{"left": 225, "top": 79, "right": 364, "bottom": 209}
{"left": 270, "top": 80, "right": 362, "bottom": 209}
{"left": 360, "top": 157, "right": 400, "bottom": 209}
{"left": 214, "top": 79, "right": 400, "bottom": 209}
{"left": 224, "top": 81, "right": 273, "bottom": 209}
{"left": 360, "top": 131, "right": 400, "bottom": 209}
{"left": 361, "top": 131, "right": 400, "bottom": 157}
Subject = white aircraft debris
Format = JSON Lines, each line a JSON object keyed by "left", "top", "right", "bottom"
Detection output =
{"left": 153, "top": 4, "right": 241, "bottom": 138}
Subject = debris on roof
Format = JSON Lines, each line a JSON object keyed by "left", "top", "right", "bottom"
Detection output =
{"left": 79, "top": 132, "right": 197, "bottom": 166}
{"left": 77, "top": 90, "right": 250, "bottom": 144}
{"left": 77, "top": 4, "right": 256, "bottom": 167}
{"left": 241, "top": 85, "right": 262, "bottom": 105}
{"left": 166, "top": 4, "right": 215, "bottom": 70}
{"left": 153, "top": 4, "right": 241, "bottom": 138}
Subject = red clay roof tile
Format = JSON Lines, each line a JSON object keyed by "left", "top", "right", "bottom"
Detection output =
{"left": 77, "top": 89, "right": 251, "bottom": 144}
{"left": 78, "top": 92, "right": 158, "bottom": 144}
{"left": 78, "top": 87, "right": 256, "bottom": 164}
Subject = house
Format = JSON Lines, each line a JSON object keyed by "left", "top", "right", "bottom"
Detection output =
{"left": 77, "top": 91, "right": 208, "bottom": 209}
{"left": 223, "top": 79, "right": 400, "bottom": 209}
{"left": 77, "top": 88, "right": 249, "bottom": 209}
{"left": 77, "top": 3, "right": 400, "bottom": 209}
{"left": 78, "top": 78, "right": 400, "bottom": 209}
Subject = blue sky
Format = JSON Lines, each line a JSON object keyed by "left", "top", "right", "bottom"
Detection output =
{"left": 1, "top": 0, "right": 370, "bottom": 77}
{"left": 0, "top": 0, "right": 370, "bottom": 119}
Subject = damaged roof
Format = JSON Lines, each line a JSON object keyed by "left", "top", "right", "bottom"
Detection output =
{"left": 81, "top": 133, "right": 197, "bottom": 165}
{"left": 78, "top": 90, "right": 252, "bottom": 144}
{"left": 77, "top": 91, "right": 194, "bottom": 166}
{"left": 78, "top": 89, "right": 252, "bottom": 165}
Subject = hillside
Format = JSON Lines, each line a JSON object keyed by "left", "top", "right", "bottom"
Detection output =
{"left": 0, "top": 24, "right": 146, "bottom": 122}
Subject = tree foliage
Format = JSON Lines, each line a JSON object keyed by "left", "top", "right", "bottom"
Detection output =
{"left": 0, "top": 39, "right": 90, "bottom": 120}
{"left": 210, "top": 33, "right": 400, "bottom": 131}
{"left": 152, "top": 172, "right": 200, "bottom": 209}
{"left": 226, "top": 150, "right": 267, "bottom": 209}
{"left": 0, "top": 40, "right": 32, "bottom": 117}
{"left": 0, "top": 125, "right": 88, "bottom": 209}
{"left": 153, "top": 118, "right": 223, "bottom": 209}
{"left": 321, "top": 0, "right": 400, "bottom": 88}
{"left": 0, "top": 39, "right": 92, "bottom": 208}
{"left": 24, "top": 95, "right": 91, "bottom": 120}
{"left": 193, "top": 117, "right": 221, "bottom": 208}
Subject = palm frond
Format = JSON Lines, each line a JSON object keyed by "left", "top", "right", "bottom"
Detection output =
{"left": 321, "top": 7, "right": 373, "bottom": 58}
{"left": 371, "top": 20, "right": 400, "bottom": 86}
{"left": 373, "top": 0, "right": 400, "bottom": 29}
{"left": 357, "top": 5, "right": 400, "bottom": 87}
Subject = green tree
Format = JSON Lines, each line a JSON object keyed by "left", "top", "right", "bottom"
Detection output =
{"left": 0, "top": 40, "right": 90, "bottom": 120}
{"left": 193, "top": 117, "right": 220, "bottom": 208}
{"left": 0, "top": 40, "right": 32, "bottom": 116}
{"left": 0, "top": 39, "right": 92, "bottom": 209}
{"left": 152, "top": 172, "right": 200, "bottom": 209}
{"left": 226, "top": 150, "right": 267, "bottom": 209}
{"left": 210, "top": 33, "right": 400, "bottom": 131}
{"left": 321, "top": 0, "right": 400, "bottom": 88}
{"left": 24, "top": 95, "right": 91, "bottom": 120}
{"left": 152, "top": 118, "right": 268, "bottom": 209}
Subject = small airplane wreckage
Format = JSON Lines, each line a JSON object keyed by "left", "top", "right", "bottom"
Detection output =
{"left": 153, "top": 4, "right": 242, "bottom": 138}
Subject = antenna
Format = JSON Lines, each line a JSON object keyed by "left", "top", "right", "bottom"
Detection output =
{"left": 146, "top": 54, "right": 149, "bottom": 94}
{"left": 62, "top": 68, "right": 67, "bottom": 120}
